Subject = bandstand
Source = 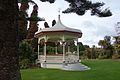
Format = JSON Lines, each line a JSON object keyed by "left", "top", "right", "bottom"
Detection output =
{"left": 35, "top": 15, "right": 90, "bottom": 71}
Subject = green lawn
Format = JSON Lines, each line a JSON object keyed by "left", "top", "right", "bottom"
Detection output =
{"left": 21, "top": 59, "right": 120, "bottom": 80}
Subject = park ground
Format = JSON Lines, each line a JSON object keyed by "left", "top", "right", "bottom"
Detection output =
{"left": 21, "top": 59, "right": 120, "bottom": 80}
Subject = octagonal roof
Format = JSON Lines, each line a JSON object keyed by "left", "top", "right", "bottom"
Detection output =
{"left": 35, "top": 15, "right": 82, "bottom": 38}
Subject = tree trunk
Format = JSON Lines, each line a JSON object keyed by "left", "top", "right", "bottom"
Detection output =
{"left": 0, "top": 0, "right": 20, "bottom": 80}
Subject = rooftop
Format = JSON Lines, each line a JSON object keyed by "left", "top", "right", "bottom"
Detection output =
{"left": 35, "top": 15, "right": 82, "bottom": 35}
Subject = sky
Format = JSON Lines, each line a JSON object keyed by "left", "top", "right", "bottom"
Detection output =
{"left": 29, "top": 0, "right": 120, "bottom": 47}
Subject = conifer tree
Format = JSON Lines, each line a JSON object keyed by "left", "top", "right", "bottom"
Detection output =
{"left": 0, "top": 0, "right": 20, "bottom": 80}
{"left": 52, "top": 20, "right": 56, "bottom": 26}
{"left": 27, "top": 4, "right": 39, "bottom": 39}
{"left": 63, "top": 0, "right": 112, "bottom": 17}
{"left": 40, "top": 0, "right": 112, "bottom": 17}
{"left": 18, "top": 0, "right": 37, "bottom": 41}
{"left": 44, "top": 22, "right": 50, "bottom": 28}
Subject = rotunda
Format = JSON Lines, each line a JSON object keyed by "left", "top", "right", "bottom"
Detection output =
{"left": 35, "top": 15, "right": 90, "bottom": 71}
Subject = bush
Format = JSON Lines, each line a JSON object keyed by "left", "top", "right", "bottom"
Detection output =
{"left": 112, "top": 54, "right": 120, "bottom": 59}
{"left": 19, "top": 40, "right": 37, "bottom": 69}
{"left": 98, "top": 55, "right": 107, "bottom": 59}
{"left": 20, "top": 59, "right": 29, "bottom": 69}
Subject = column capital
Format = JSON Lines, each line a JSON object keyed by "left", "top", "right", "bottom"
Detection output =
{"left": 55, "top": 42, "right": 59, "bottom": 46}
{"left": 77, "top": 42, "right": 79, "bottom": 45}
{"left": 44, "top": 60, "right": 46, "bottom": 62}
{"left": 62, "top": 41, "right": 66, "bottom": 45}
{"left": 63, "top": 60, "right": 65, "bottom": 63}
{"left": 38, "top": 44, "right": 40, "bottom": 45}
{"left": 44, "top": 42, "right": 47, "bottom": 44}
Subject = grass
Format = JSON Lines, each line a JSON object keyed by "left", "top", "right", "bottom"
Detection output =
{"left": 21, "top": 59, "right": 120, "bottom": 80}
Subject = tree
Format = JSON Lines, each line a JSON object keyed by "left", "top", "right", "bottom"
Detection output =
{"left": 0, "top": 0, "right": 20, "bottom": 80}
{"left": 113, "top": 36, "right": 120, "bottom": 54}
{"left": 62, "top": 0, "right": 112, "bottom": 17}
{"left": 113, "top": 22, "right": 120, "bottom": 55}
{"left": 104, "top": 36, "right": 113, "bottom": 58}
{"left": 39, "top": 0, "right": 55, "bottom": 3}
{"left": 98, "top": 40, "right": 106, "bottom": 48}
{"left": 39, "top": 0, "right": 112, "bottom": 17}
{"left": 52, "top": 20, "right": 56, "bottom": 26}
{"left": 78, "top": 42, "right": 85, "bottom": 56}
{"left": 115, "top": 22, "right": 120, "bottom": 36}
{"left": 19, "top": 40, "right": 37, "bottom": 68}
{"left": 44, "top": 22, "right": 50, "bottom": 28}
{"left": 113, "top": 36, "right": 120, "bottom": 44}
{"left": 18, "top": 0, "right": 45, "bottom": 40}
{"left": 0, "top": 0, "right": 112, "bottom": 79}
{"left": 91, "top": 45, "right": 96, "bottom": 59}
{"left": 18, "top": 0, "right": 31, "bottom": 41}
{"left": 84, "top": 45, "right": 90, "bottom": 48}
{"left": 27, "top": 4, "right": 39, "bottom": 39}
{"left": 98, "top": 36, "right": 114, "bottom": 58}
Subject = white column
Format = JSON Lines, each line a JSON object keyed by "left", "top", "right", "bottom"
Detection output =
{"left": 68, "top": 46, "right": 70, "bottom": 52}
{"left": 55, "top": 46, "right": 58, "bottom": 54}
{"left": 44, "top": 36, "right": 48, "bottom": 62}
{"left": 62, "top": 35, "right": 65, "bottom": 62}
{"left": 38, "top": 44, "right": 40, "bottom": 60}
{"left": 77, "top": 39, "right": 80, "bottom": 62}
{"left": 43, "top": 36, "right": 47, "bottom": 68}
{"left": 44, "top": 42, "right": 47, "bottom": 61}
{"left": 55, "top": 42, "right": 58, "bottom": 54}
{"left": 63, "top": 42, "right": 65, "bottom": 62}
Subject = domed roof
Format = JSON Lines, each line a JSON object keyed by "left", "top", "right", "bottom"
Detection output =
{"left": 39, "top": 15, "right": 82, "bottom": 33}
{"left": 35, "top": 15, "right": 82, "bottom": 38}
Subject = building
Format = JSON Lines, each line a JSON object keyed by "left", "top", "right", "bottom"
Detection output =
{"left": 35, "top": 14, "right": 90, "bottom": 71}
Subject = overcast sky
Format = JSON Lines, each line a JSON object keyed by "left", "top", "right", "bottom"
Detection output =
{"left": 29, "top": 0, "right": 120, "bottom": 47}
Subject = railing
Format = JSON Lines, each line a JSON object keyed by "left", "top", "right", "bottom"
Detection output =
{"left": 38, "top": 52, "right": 79, "bottom": 64}
{"left": 65, "top": 54, "right": 79, "bottom": 63}
{"left": 39, "top": 55, "right": 63, "bottom": 63}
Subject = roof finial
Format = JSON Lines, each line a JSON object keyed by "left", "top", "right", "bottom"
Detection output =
{"left": 58, "top": 8, "right": 61, "bottom": 21}
{"left": 58, "top": 8, "right": 61, "bottom": 15}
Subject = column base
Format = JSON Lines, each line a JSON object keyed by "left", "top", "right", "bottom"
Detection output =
{"left": 41, "top": 61, "right": 46, "bottom": 68}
